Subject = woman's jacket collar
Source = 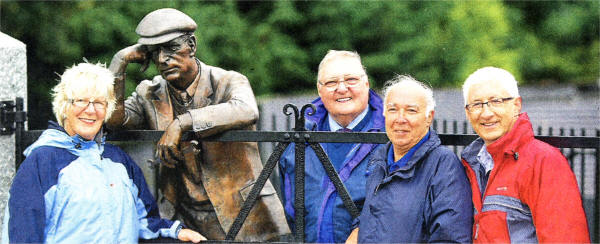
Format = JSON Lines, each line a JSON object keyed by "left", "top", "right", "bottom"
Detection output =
{"left": 23, "top": 120, "right": 105, "bottom": 157}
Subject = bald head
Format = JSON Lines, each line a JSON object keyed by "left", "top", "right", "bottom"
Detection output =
{"left": 317, "top": 50, "right": 365, "bottom": 82}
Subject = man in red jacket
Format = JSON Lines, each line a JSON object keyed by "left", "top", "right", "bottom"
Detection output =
{"left": 460, "top": 66, "right": 590, "bottom": 243}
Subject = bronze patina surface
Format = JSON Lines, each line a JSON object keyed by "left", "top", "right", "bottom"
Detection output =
{"left": 106, "top": 8, "right": 289, "bottom": 241}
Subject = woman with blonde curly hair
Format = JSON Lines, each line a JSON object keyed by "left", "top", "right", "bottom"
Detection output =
{"left": 3, "top": 62, "right": 204, "bottom": 243}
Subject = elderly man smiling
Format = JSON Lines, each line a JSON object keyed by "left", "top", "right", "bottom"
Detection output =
{"left": 279, "top": 50, "right": 385, "bottom": 243}
{"left": 461, "top": 67, "right": 590, "bottom": 242}
{"left": 346, "top": 75, "right": 473, "bottom": 243}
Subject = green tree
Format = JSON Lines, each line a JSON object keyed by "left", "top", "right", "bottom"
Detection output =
{"left": 506, "top": 1, "right": 599, "bottom": 84}
{"left": 0, "top": 1, "right": 597, "bottom": 128}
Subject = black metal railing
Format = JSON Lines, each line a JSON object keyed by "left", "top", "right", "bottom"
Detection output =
{"left": 13, "top": 102, "right": 600, "bottom": 242}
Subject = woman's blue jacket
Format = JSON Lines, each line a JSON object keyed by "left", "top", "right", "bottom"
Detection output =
{"left": 3, "top": 121, "right": 179, "bottom": 243}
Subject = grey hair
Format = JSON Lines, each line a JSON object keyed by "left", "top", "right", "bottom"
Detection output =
{"left": 317, "top": 50, "right": 366, "bottom": 82}
{"left": 52, "top": 62, "right": 116, "bottom": 126}
{"left": 462, "top": 66, "right": 520, "bottom": 105}
{"left": 382, "top": 75, "right": 436, "bottom": 117}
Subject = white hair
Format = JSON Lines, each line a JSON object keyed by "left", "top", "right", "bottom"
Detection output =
{"left": 317, "top": 50, "right": 366, "bottom": 82}
{"left": 462, "top": 66, "right": 520, "bottom": 105}
{"left": 52, "top": 62, "right": 116, "bottom": 126}
{"left": 383, "top": 75, "right": 436, "bottom": 117}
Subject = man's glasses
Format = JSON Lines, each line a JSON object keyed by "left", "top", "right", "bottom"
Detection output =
{"left": 318, "top": 74, "right": 365, "bottom": 91}
{"left": 465, "top": 97, "right": 514, "bottom": 113}
{"left": 69, "top": 99, "right": 107, "bottom": 110}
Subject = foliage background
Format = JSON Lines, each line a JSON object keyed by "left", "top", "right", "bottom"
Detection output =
{"left": 0, "top": 1, "right": 598, "bottom": 129}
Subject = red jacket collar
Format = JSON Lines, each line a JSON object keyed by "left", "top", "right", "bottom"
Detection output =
{"left": 486, "top": 113, "right": 534, "bottom": 158}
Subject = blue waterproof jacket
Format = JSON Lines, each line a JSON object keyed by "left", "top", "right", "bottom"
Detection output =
{"left": 2, "top": 121, "right": 180, "bottom": 243}
{"left": 279, "top": 90, "right": 384, "bottom": 243}
{"left": 357, "top": 130, "right": 473, "bottom": 243}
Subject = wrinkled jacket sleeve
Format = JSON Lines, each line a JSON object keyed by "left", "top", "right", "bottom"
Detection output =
{"left": 105, "top": 78, "right": 151, "bottom": 131}
{"left": 6, "top": 153, "right": 46, "bottom": 243}
{"left": 188, "top": 70, "right": 259, "bottom": 138}
{"left": 354, "top": 158, "right": 381, "bottom": 231}
{"left": 121, "top": 88, "right": 149, "bottom": 130}
{"left": 521, "top": 148, "right": 590, "bottom": 242}
{"left": 426, "top": 151, "right": 473, "bottom": 243}
{"left": 278, "top": 144, "right": 296, "bottom": 230}
{"left": 118, "top": 150, "right": 180, "bottom": 239}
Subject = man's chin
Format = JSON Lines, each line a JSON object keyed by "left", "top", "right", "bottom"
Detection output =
{"left": 161, "top": 73, "right": 179, "bottom": 82}
{"left": 481, "top": 133, "right": 502, "bottom": 144}
{"left": 331, "top": 106, "right": 358, "bottom": 114}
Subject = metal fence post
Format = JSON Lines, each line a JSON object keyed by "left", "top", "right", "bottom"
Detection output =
{"left": 581, "top": 129, "right": 586, "bottom": 203}
{"left": 595, "top": 129, "right": 599, "bottom": 242}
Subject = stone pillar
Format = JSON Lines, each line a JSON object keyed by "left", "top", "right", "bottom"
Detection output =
{"left": 0, "top": 32, "right": 27, "bottom": 229}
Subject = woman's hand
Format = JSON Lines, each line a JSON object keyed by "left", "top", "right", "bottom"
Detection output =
{"left": 177, "top": 228, "right": 207, "bottom": 243}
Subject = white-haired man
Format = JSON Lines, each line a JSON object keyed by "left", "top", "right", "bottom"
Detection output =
{"left": 278, "top": 50, "right": 385, "bottom": 242}
{"left": 461, "top": 66, "right": 590, "bottom": 242}
{"left": 346, "top": 75, "right": 472, "bottom": 243}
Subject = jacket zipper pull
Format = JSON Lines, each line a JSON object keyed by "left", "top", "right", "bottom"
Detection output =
{"left": 474, "top": 223, "right": 479, "bottom": 240}
{"left": 374, "top": 183, "right": 381, "bottom": 196}
{"left": 372, "top": 163, "right": 385, "bottom": 196}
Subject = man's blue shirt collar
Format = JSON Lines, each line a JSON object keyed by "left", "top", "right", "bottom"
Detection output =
{"left": 387, "top": 130, "right": 431, "bottom": 172}
{"left": 328, "top": 106, "right": 370, "bottom": 132}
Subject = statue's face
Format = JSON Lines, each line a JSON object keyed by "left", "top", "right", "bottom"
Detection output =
{"left": 149, "top": 36, "right": 197, "bottom": 85}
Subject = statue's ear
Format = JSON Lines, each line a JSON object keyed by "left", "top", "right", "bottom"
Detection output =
{"left": 188, "top": 35, "right": 197, "bottom": 56}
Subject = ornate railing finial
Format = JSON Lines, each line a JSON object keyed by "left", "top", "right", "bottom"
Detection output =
{"left": 283, "top": 103, "right": 316, "bottom": 132}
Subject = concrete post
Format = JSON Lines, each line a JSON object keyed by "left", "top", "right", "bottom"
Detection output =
{"left": 0, "top": 32, "right": 27, "bottom": 230}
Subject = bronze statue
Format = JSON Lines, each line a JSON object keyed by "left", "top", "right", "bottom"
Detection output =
{"left": 106, "top": 8, "right": 289, "bottom": 241}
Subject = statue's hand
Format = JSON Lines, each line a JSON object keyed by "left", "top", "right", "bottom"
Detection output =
{"left": 157, "top": 119, "right": 184, "bottom": 168}
{"left": 110, "top": 44, "right": 151, "bottom": 74}
{"left": 120, "top": 44, "right": 149, "bottom": 63}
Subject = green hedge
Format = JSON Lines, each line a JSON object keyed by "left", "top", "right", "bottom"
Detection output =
{"left": 1, "top": 1, "right": 597, "bottom": 128}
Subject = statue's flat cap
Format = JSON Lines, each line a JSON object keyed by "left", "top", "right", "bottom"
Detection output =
{"left": 136, "top": 8, "right": 197, "bottom": 45}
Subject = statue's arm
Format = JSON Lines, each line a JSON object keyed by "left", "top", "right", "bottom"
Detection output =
{"left": 183, "top": 71, "right": 259, "bottom": 138}
{"left": 157, "top": 69, "right": 257, "bottom": 165}
{"left": 106, "top": 44, "right": 149, "bottom": 130}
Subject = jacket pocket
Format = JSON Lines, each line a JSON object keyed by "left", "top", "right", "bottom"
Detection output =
{"left": 474, "top": 210, "right": 510, "bottom": 243}
{"left": 481, "top": 194, "right": 537, "bottom": 242}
